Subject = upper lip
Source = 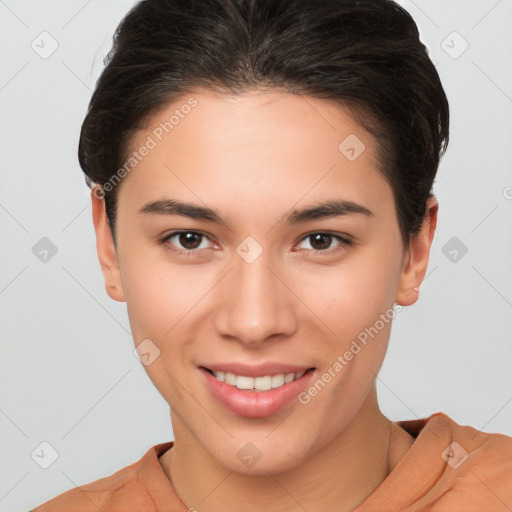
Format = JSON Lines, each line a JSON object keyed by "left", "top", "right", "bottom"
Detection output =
{"left": 201, "top": 362, "right": 315, "bottom": 378}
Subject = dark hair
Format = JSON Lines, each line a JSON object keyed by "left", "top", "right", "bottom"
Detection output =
{"left": 78, "top": 0, "right": 449, "bottom": 248}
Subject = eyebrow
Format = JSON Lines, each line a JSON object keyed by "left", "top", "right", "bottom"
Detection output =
{"left": 137, "top": 198, "right": 374, "bottom": 227}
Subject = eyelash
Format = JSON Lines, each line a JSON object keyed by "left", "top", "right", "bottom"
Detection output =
{"left": 157, "top": 230, "right": 353, "bottom": 257}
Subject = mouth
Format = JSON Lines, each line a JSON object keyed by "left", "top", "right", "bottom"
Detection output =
{"left": 201, "top": 367, "right": 315, "bottom": 392}
{"left": 199, "top": 365, "right": 316, "bottom": 417}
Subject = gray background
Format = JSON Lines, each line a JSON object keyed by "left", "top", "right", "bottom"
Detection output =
{"left": 1, "top": 0, "right": 511, "bottom": 510}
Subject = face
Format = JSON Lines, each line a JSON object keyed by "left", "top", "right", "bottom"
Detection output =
{"left": 92, "top": 89, "right": 433, "bottom": 474}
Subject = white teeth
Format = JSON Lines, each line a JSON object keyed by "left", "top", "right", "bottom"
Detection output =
{"left": 254, "top": 376, "right": 272, "bottom": 390}
{"left": 271, "top": 374, "right": 285, "bottom": 388}
{"left": 235, "top": 375, "right": 254, "bottom": 390}
{"left": 211, "top": 370, "right": 308, "bottom": 391}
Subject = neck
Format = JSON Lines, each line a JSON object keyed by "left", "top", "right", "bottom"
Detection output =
{"left": 161, "top": 387, "right": 414, "bottom": 512}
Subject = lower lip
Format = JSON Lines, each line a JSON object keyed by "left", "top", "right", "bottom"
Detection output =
{"left": 199, "top": 367, "right": 315, "bottom": 418}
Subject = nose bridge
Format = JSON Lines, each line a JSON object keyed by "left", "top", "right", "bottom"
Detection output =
{"left": 214, "top": 243, "right": 296, "bottom": 345}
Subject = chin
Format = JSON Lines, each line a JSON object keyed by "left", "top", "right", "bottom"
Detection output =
{"left": 206, "top": 433, "right": 311, "bottom": 476}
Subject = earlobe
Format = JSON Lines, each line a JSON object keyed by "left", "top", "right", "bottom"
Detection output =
{"left": 395, "top": 197, "right": 438, "bottom": 306}
{"left": 90, "top": 187, "right": 126, "bottom": 302}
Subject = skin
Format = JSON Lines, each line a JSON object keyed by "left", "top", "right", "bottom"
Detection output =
{"left": 91, "top": 89, "right": 438, "bottom": 512}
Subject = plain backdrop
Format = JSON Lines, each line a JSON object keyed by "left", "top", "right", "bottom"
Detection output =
{"left": 0, "top": 0, "right": 511, "bottom": 510}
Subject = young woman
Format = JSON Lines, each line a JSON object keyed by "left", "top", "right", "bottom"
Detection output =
{"left": 32, "top": 0, "right": 511, "bottom": 510}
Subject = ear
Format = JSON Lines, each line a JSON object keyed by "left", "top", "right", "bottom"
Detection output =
{"left": 395, "top": 196, "right": 438, "bottom": 306}
{"left": 91, "top": 186, "right": 125, "bottom": 302}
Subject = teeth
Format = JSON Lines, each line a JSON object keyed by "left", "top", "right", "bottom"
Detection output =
{"left": 284, "top": 373, "right": 295, "bottom": 384}
{"left": 235, "top": 375, "right": 254, "bottom": 390}
{"left": 254, "top": 376, "right": 272, "bottom": 390}
{"left": 211, "top": 370, "right": 308, "bottom": 391}
{"left": 271, "top": 374, "right": 285, "bottom": 388}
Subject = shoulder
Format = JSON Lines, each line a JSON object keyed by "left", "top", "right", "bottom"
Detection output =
{"left": 30, "top": 442, "right": 175, "bottom": 512}
{"left": 401, "top": 412, "right": 512, "bottom": 510}
{"left": 417, "top": 412, "right": 512, "bottom": 463}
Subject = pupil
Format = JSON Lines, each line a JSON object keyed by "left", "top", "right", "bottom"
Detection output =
{"left": 181, "top": 232, "right": 201, "bottom": 249}
{"left": 312, "top": 233, "right": 331, "bottom": 250}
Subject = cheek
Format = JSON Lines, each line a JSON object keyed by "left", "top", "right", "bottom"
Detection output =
{"left": 120, "top": 256, "right": 203, "bottom": 406}
{"left": 121, "top": 248, "right": 211, "bottom": 341}
{"left": 308, "top": 253, "right": 397, "bottom": 344}
{"left": 303, "top": 245, "right": 401, "bottom": 404}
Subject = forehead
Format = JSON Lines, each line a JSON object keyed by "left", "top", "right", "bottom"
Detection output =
{"left": 117, "top": 89, "right": 392, "bottom": 221}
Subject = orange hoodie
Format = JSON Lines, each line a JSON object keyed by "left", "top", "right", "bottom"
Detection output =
{"left": 31, "top": 412, "right": 512, "bottom": 512}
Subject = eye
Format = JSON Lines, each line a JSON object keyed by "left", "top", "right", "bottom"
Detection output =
{"left": 158, "top": 230, "right": 353, "bottom": 257}
{"left": 158, "top": 230, "right": 214, "bottom": 256}
{"left": 293, "top": 232, "right": 352, "bottom": 254}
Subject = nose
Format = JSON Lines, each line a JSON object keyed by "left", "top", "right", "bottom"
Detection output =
{"left": 213, "top": 249, "right": 298, "bottom": 347}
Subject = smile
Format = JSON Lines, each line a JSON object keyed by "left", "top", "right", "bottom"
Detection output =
{"left": 200, "top": 366, "right": 316, "bottom": 417}
{"left": 208, "top": 369, "right": 307, "bottom": 391}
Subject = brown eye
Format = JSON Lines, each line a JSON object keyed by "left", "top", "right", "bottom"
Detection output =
{"left": 176, "top": 232, "right": 203, "bottom": 250}
{"left": 294, "top": 232, "right": 352, "bottom": 254}
{"left": 308, "top": 233, "right": 334, "bottom": 251}
{"left": 159, "top": 231, "right": 213, "bottom": 255}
